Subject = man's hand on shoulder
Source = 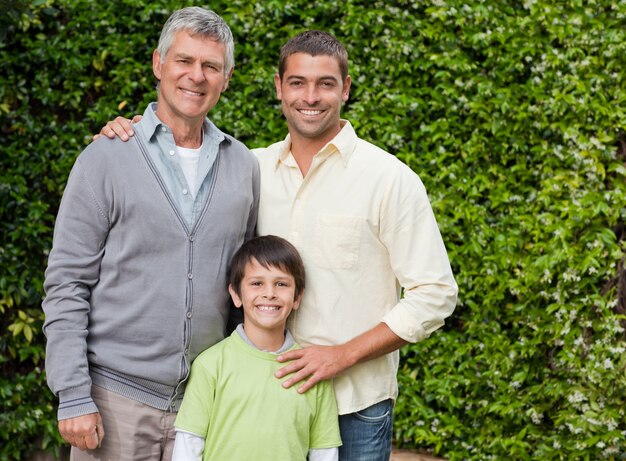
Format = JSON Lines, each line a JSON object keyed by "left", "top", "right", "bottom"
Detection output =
{"left": 58, "top": 412, "right": 105, "bottom": 451}
{"left": 93, "top": 115, "right": 141, "bottom": 141}
{"left": 275, "top": 323, "right": 408, "bottom": 394}
{"left": 275, "top": 344, "right": 354, "bottom": 394}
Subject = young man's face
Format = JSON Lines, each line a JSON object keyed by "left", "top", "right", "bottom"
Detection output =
{"left": 229, "top": 259, "right": 301, "bottom": 337}
{"left": 274, "top": 52, "right": 351, "bottom": 145}
{"left": 153, "top": 29, "right": 231, "bottom": 128}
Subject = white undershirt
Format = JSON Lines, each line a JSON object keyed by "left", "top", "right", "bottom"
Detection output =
{"left": 177, "top": 146, "right": 201, "bottom": 198}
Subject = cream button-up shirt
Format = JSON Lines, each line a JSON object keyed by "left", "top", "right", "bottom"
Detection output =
{"left": 254, "top": 120, "right": 457, "bottom": 415}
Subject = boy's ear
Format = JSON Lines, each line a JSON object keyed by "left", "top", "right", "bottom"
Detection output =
{"left": 228, "top": 284, "right": 243, "bottom": 308}
{"left": 292, "top": 290, "right": 304, "bottom": 311}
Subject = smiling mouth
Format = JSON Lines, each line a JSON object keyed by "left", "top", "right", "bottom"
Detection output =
{"left": 298, "top": 109, "right": 323, "bottom": 116}
{"left": 257, "top": 305, "right": 281, "bottom": 311}
{"left": 180, "top": 88, "right": 205, "bottom": 97}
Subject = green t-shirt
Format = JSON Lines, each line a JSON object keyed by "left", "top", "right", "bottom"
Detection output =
{"left": 175, "top": 330, "right": 342, "bottom": 461}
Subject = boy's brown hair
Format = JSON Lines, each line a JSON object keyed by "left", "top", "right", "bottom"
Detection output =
{"left": 229, "top": 235, "right": 305, "bottom": 299}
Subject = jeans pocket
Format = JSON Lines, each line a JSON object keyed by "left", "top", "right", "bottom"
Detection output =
{"left": 352, "top": 399, "right": 393, "bottom": 423}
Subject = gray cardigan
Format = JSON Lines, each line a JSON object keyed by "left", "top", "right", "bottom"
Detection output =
{"left": 43, "top": 131, "right": 259, "bottom": 420}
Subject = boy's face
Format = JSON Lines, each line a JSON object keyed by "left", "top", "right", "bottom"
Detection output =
{"left": 228, "top": 259, "right": 302, "bottom": 337}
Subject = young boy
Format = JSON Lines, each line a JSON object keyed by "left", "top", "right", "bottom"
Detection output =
{"left": 172, "top": 235, "right": 342, "bottom": 461}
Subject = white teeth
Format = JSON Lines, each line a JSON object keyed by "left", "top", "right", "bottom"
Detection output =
{"left": 181, "top": 89, "right": 202, "bottom": 96}
{"left": 300, "top": 109, "right": 322, "bottom": 116}
{"left": 257, "top": 305, "right": 280, "bottom": 311}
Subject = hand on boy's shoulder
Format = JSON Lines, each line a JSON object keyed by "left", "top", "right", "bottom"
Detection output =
{"left": 275, "top": 344, "right": 350, "bottom": 394}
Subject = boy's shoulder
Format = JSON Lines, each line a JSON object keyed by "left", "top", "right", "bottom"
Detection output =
{"left": 192, "top": 334, "right": 236, "bottom": 366}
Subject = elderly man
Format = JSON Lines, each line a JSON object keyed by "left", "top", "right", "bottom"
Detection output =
{"left": 42, "top": 7, "right": 259, "bottom": 460}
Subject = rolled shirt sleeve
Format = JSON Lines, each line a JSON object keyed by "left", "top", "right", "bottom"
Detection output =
{"left": 379, "top": 164, "right": 457, "bottom": 342}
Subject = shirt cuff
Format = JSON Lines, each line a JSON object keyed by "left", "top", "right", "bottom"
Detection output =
{"left": 57, "top": 385, "right": 99, "bottom": 421}
{"left": 382, "top": 307, "right": 439, "bottom": 343}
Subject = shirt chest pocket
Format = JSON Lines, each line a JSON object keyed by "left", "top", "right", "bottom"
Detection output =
{"left": 313, "top": 214, "right": 362, "bottom": 269}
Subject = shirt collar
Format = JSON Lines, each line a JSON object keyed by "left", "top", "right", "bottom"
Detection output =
{"left": 276, "top": 119, "right": 357, "bottom": 170}
{"left": 137, "top": 102, "right": 229, "bottom": 147}
{"left": 235, "top": 323, "right": 296, "bottom": 353}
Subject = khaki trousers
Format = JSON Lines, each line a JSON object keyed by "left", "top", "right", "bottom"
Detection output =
{"left": 70, "top": 385, "right": 177, "bottom": 461}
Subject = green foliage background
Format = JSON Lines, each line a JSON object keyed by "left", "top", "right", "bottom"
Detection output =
{"left": 1, "top": 1, "right": 625, "bottom": 460}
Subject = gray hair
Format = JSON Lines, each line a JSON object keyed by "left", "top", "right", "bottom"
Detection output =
{"left": 157, "top": 7, "right": 234, "bottom": 74}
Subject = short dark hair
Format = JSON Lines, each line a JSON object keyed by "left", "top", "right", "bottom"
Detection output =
{"left": 278, "top": 30, "right": 349, "bottom": 81}
{"left": 229, "top": 235, "right": 305, "bottom": 299}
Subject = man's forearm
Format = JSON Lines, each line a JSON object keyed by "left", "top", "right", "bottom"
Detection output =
{"left": 337, "top": 322, "right": 408, "bottom": 368}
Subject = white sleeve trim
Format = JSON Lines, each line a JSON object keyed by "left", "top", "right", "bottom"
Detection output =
{"left": 308, "top": 447, "right": 339, "bottom": 461}
{"left": 172, "top": 429, "right": 205, "bottom": 461}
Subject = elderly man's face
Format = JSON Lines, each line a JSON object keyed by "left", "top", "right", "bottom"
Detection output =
{"left": 153, "top": 29, "right": 231, "bottom": 129}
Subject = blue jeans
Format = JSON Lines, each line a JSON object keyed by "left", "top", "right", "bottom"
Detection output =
{"left": 338, "top": 399, "right": 393, "bottom": 461}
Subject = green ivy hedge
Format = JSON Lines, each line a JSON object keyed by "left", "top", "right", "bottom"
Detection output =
{"left": 1, "top": 1, "right": 624, "bottom": 460}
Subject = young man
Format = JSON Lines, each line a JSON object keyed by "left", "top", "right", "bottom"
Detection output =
{"left": 99, "top": 30, "right": 457, "bottom": 461}
{"left": 43, "top": 7, "right": 259, "bottom": 460}
{"left": 172, "top": 235, "right": 341, "bottom": 461}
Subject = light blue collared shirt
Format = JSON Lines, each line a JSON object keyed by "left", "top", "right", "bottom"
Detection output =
{"left": 135, "top": 102, "right": 225, "bottom": 229}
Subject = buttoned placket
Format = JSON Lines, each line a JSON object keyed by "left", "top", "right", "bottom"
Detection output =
{"left": 141, "top": 123, "right": 222, "bottom": 410}
{"left": 154, "top": 125, "right": 220, "bottom": 230}
{"left": 286, "top": 146, "right": 337, "bottom": 247}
